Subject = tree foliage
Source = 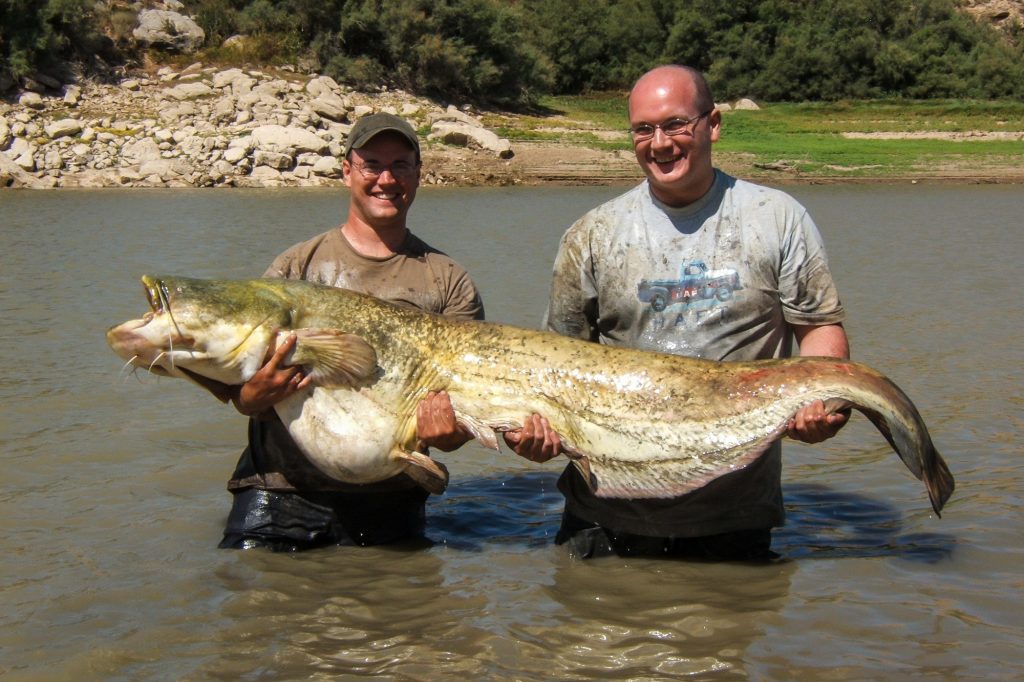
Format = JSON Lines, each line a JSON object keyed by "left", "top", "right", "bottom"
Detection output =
{"left": 1, "top": 0, "right": 106, "bottom": 79}
{"left": 3, "top": 0, "right": 1022, "bottom": 103}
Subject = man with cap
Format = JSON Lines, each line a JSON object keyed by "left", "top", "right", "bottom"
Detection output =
{"left": 218, "top": 113, "right": 485, "bottom": 551}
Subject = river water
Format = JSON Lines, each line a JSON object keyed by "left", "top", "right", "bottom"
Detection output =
{"left": 1, "top": 183, "right": 1021, "bottom": 680}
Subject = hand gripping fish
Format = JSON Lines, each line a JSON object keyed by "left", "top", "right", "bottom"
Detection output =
{"left": 107, "top": 276, "right": 954, "bottom": 514}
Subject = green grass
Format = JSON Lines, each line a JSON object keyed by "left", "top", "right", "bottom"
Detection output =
{"left": 501, "top": 95, "right": 1024, "bottom": 179}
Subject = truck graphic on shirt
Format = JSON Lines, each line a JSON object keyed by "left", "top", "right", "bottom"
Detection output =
{"left": 636, "top": 260, "right": 742, "bottom": 312}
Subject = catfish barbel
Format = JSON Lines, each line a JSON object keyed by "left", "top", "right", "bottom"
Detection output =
{"left": 106, "top": 275, "right": 954, "bottom": 514}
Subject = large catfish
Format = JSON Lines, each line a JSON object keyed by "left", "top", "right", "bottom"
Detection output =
{"left": 107, "top": 275, "right": 954, "bottom": 514}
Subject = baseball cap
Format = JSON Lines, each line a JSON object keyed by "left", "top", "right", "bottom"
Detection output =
{"left": 343, "top": 112, "right": 421, "bottom": 161}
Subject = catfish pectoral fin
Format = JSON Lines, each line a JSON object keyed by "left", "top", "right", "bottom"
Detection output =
{"left": 394, "top": 448, "right": 449, "bottom": 495}
{"left": 452, "top": 409, "right": 502, "bottom": 451}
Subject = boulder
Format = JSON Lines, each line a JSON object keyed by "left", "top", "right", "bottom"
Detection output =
{"left": 248, "top": 165, "right": 284, "bottom": 184}
{"left": 133, "top": 10, "right": 206, "bottom": 53}
{"left": 212, "top": 68, "right": 246, "bottom": 89}
{"left": 121, "top": 138, "right": 163, "bottom": 165}
{"left": 19, "top": 92, "right": 45, "bottom": 110}
{"left": 311, "top": 93, "right": 349, "bottom": 122}
{"left": 139, "top": 158, "right": 192, "bottom": 179}
{"left": 306, "top": 76, "right": 341, "bottom": 98}
{"left": 44, "top": 119, "right": 83, "bottom": 140}
{"left": 428, "top": 121, "right": 513, "bottom": 159}
{"left": 253, "top": 150, "right": 293, "bottom": 170}
{"left": 251, "top": 124, "right": 328, "bottom": 154}
{"left": 311, "top": 156, "right": 343, "bottom": 178}
{"left": 0, "top": 150, "right": 40, "bottom": 187}
{"left": 167, "top": 82, "right": 213, "bottom": 100}
{"left": 63, "top": 85, "right": 82, "bottom": 106}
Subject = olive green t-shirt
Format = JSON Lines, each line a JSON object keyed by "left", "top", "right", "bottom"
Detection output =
{"left": 228, "top": 227, "right": 484, "bottom": 493}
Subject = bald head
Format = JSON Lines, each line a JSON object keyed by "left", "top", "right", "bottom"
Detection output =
{"left": 626, "top": 65, "right": 720, "bottom": 207}
{"left": 629, "top": 65, "right": 714, "bottom": 117}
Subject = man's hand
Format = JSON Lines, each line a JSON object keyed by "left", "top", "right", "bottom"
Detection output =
{"left": 786, "top": 399, "right": 850, "bottom": 444}
{"left": 503, "top": 413, "right": 562, "bottom": 463}
{"left": 416, "top": 390, "right": 473, "bottom": 452}
{"left": 232, "top": 333, "right": 312, "bottom": 417}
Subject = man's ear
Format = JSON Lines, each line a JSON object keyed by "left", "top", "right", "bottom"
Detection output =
{"left": 341, "top": 158, "right": 352, "bottom": 186}
{"left": 709, "top": 109, "right": 722, "bottom": 142}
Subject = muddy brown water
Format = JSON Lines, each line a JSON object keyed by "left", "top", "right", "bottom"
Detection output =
{"left": 1, "top": 184, "right": 1021, "bottom": 680}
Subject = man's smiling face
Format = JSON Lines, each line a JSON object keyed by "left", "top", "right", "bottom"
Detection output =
{"left": 628, "top": 67, "right": 720, "bottom": 207}
{"left": 343, "top": 132, "right": 420, "bottom": 229}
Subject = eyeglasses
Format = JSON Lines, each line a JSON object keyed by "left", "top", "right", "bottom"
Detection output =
{"left": 350, "top": 160, "right": 419, "bottom": 180}
{"left": 628, "top": 109, "right": 714, "bottom": 142}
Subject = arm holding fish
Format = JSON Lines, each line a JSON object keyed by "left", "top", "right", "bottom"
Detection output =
{"left": 787, "top": 322, "right": 852, "bottom": 443}
{"left": 230, "top": 332, "right": 312, "bottom": 417}
{"left": 416, "top": 390, "right": 475, "bottom": 452}
{"left": 503, "top": 413, "right": 563, "bottom": 462}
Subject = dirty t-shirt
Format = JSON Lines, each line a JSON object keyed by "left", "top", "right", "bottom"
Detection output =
{"left": 544, "top": 170, "right": 846, "bottom": 538}
{"left": 228, "top": 227, "right": 484, "bottom": 494}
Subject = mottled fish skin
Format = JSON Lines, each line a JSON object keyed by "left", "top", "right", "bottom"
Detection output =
{"left": 107, "top": 276, "right": 954, "bottom": 514}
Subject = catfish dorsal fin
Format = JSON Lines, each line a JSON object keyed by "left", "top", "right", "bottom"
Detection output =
{"left": 283, "top": 328, "right": 378, "bottom": 388}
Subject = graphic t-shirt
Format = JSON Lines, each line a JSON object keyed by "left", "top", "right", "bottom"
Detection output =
{"left": 545, "top": 171, "right": 846, "bottom": 537}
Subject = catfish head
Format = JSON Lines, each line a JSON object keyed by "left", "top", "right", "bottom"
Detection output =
{"left": 107, "top": 275, "right": 295, "bottom": 398}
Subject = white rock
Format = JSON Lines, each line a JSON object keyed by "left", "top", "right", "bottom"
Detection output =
{"left": 139, "top": 158, "right": 192, "bottom": 178}
{"left": 251, "top": 124, "right": 328, "bottom": 154}
{"left": 15, "top": 150, "right": 36, "bottom": 170}
{"left": 133, "top": 10, "right": 206, "bottom": 53}
{"left": 249, "top": 165, "right": 283, "bottom": 181}
{"left": 8, "top": 137, "right": 33, "bottom": 158}
{"left": 312, "top": 156, "right": 343, "bottom": 178}
{"left": 19, "top": 92, "right": 45, "bottom": 110}
{"left": 428, "top": 121, "right": 513, "bottom": 159}
{"left": 306, "top": 76, "right": 341, "bottom": 98}
{"left": 167, "top": 82, "right": 213, "bottom": 100}
{"left": 212, "top": 68, "right": 245, "bottom": 89}
{"left": 222, "top": 146, "right": 247, "bottom": 163}
{"left": 0, "top": 151, "right": 40, "bottom": 187}
{"left": 253, "top": 150, "right": 293, "bottom": 169}
{"left": 122, "top": 138, "right": 163, "bottom": 165}
{"left": 43, "top": 149, "right": 64, "bottom": 170}
{"left": 44, "top": 119, "right": 83, "bottom": 139}
{"left": 228, "top": 132, "right": 255, "bottom": 149}
{"left": 63, "top": 85, "right": 82, "bottom": 105}
{"left": 311, "top": 93, "right": 348, "bottom": 122}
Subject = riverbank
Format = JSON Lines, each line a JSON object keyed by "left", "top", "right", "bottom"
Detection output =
{"left": 3, "top": 63, "right": 1023, "bottom": 189}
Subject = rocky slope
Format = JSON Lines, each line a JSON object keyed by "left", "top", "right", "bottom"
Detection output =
{"left": 0, "top": 63, "right": 526, "bottom": 189}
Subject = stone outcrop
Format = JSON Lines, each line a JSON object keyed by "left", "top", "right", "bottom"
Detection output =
{"left": 132, "top": 10, "right": 206, "bottom": 53}
{"left": 0, "top": 64, "right": 516, "bottom": 189}
{"left": 428, "top": 106, "right": 514, "bottom": 159}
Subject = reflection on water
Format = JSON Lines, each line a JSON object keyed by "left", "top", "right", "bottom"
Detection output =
{"left": 1, "top": 185, "right": 1022, "bottom": 679}
{"left": 777, "top": 483, "right": 955, "bottom": 563}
